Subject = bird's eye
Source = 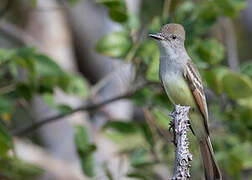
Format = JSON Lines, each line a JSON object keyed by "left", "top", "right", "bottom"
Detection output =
{"left": 171, "top": 35, "right": 177, "bottom": 40}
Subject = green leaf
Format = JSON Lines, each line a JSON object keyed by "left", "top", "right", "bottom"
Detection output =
{"left": 65, "top": 75, "right": 89, "bottom": 98}
{"left": 203, "top": 68, "right": 225, "bottom": 95}
{"left": 139, "top": 123, "right": 154, "bottom": 146}
{"left": 0, "top": 123, "right": 13, "bottom": 158}
{"left": 16, "top": 83, "right": 34, "bottom": 100}
{"left": 214, "top": 0, "right": 246, "bottom": 17}
{"left": 96, "top": 32, "right": 132, "bottom": 58}
{"left": 222, "top": 71, "right": 252, "bottom": 99}
{"left": 0, "top": 96, "right": 13, "bottom": 114}
{"left": 203, "top": 66, "right": 230, "bottom": 95}
{"left": 131, "top": 88, "right": 154, "bottom": 106}
{"left": 0, "top": 158, "right": 44, "bottom": 180}
{"left": 130, "top": 147, "right": 149, "bottom": 167}
{"left": 152, "top": 108, "right": 170, "bottom": 129}
{"left": 149, "top": 17, "right": 162, "bottom": 33}
{"left": 34, "top": 55, "right": 65, "bottom": 78}
{"left": 197, "top": 38, "right": 224, "bottom": 65}
{"left": 74, "top": 126, "right": 96, "bottom": 177}
{"left": 103, "top": 121, "right": 139, "bottom": 134}
{"left": 56, "top": 104, "right": 73, "bottom": 114}
{"left": 0, "top": 49, "right": 16, "bottom": 66}
{"left": 42, "top": 93, "right": 55, "bottom": 107}
{"left": 98, "top": 0, "right": 121, "bottom": 8}
{"left": 241, "top": 61, "right": 252, "bottom": 78}
{"left": 146, "top": 48, "right": 159, "bottom": 82}
{"left": 109, "top": 8, "right": 128, "bottom": 23}
{"left": 42, "top": 93, "right": 73, "bottom": 114}
{"left": 137, "top": 40, "right": 159, "bottom": 65}
{"left": 127, "top": 13, "right": 140, "bottom": 31}
{"left": 175, "top": 1, "right": 195, "bottom": 22}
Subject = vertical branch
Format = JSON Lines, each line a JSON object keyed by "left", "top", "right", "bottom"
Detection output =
{"left": 170, "top": 105, "right": 192, "bottom": 180}
{"left": 162, "top": 0, "right": 172, "bottom": 20}
{"left": 219, "top": 17, "right": 240, "bottom": 72}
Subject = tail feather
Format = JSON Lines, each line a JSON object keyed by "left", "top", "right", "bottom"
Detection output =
{"left": 199, "top": 136, "right": 222, "bottom": 180}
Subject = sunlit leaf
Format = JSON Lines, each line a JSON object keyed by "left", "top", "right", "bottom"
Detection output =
{"left": 203, "top": 67, "right": 228, "bottom": 95}
{"left": 240, "top": 61, "right": 252, "bottom": 78}
{"left": 65, "top": 75, "right": 89, "bottom": 98}
{"left": 96, "top": 32, "right": 132, "bottom": 58}
{"left": 34, "top": 55, "right": 65, "bottom": 77}
{"left": 222, "top": 71, "right": 252, "bottom": 99}
{"left": 0, "top": 49, "right": 16, "bottom": 66}
{"left": 197, "top": 38, "right": 224, "bottom": 65}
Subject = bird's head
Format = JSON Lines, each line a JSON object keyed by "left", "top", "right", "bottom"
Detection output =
{"left": 149, "top": 23, "right": 185, "bottom": 56}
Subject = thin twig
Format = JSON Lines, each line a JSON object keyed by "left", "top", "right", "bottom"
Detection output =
{"left": 11, "top": 81, "right": 152, "bottom": 136}
{"left": 170, "top": 105, "right": 192, "bottom": 180}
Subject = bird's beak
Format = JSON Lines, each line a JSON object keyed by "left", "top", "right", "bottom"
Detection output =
{"left": 149, "top": 33, "right": 164, "bottom": 41}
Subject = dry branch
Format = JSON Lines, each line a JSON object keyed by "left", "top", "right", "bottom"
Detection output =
{"left": 11, "top": 81, "right": 153, "bottom": 136}
{"left": 170, "top": 105, "right": 192, "bottom": 180}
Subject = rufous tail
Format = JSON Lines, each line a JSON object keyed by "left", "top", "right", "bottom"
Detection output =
{"left": 199, "top": 136, "right": 222, "bottom": 180}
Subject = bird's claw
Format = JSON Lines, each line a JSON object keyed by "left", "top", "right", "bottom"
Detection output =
{"left": 169, "top": 120, "right": 174, "bottom": 132}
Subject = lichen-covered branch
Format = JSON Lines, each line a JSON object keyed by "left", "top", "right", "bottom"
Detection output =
{"left": 170, "top": 105, "right": 192, "bottom": 180}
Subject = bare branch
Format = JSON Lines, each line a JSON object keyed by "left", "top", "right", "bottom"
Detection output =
{"left": 11, "top": 81, "right": 153, "bottom": 136}
{"left": 170, "top": 105, "right": 192, "bottom": 180}
{"left": 162, "top": 0, "right": 172, "bottom": 20}
{"left": 219, "top": 17, "right": 239, "bottom": 71}
{"left": 0, "top": 20, "right": 40, "bottom": 47}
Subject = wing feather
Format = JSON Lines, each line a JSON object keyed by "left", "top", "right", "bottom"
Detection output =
{"left": 184, "top": 60, "right": 209, "bottom": 135}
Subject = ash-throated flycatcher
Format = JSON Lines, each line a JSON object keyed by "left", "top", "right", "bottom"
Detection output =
{"left": 149, "top": 24, "right": 222, "bottom": 180}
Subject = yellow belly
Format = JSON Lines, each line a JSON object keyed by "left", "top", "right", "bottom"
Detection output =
{"left": 163, "top": 75, "right": 196, "bottom": 107}
{"left": 162, "top": 74, "right": 207, "bottom": 138}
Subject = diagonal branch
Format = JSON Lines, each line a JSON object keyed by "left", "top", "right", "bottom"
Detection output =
{"left": 11, "top": 81, "right": 153, "bottom": 136}
{"left": 0, "top": 20, "right": 40, "bottom": 47}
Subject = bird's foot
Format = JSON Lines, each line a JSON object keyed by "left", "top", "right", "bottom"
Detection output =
{"left": 169, "top": 120, "right": 174, "bottom": 132}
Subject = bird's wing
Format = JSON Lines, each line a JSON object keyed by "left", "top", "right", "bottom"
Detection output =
{"left": 184, "top": 60, "right": 209, "bottom": 135}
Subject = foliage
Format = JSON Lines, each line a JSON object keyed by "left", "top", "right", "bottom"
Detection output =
{"left": 74, "top": 126, "right": 96, "bottom": 177}
{"left": 94, "top": 0, "right": 250, "bottom": 179}
{"left": 0, "top": 47, "right": 89, "bottom": 179}
{"left": 0, "top": 0, "right": 250, "bottom": 179}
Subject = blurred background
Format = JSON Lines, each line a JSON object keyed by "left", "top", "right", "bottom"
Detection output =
{"left": 0, "top": 0, "right": 252, "bottom": 179}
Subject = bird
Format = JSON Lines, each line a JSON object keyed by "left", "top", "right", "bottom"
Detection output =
{"left": 149, "top": 23, "right": 222, "bottom": 180}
